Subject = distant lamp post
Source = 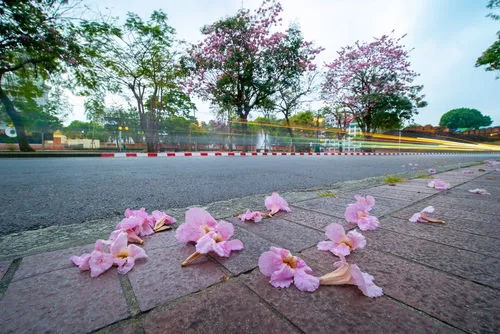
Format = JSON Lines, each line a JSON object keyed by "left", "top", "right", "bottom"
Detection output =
{"left": 117, "top": 125, "right": 129, "bottom": 151}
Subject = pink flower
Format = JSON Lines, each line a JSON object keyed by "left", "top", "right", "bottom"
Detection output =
{"left": 195, "top": 221, "right": 244, "bottom": 256}
{"left": 175, "top": 208, "right": 217, "bottom": 243}
{"left": 110, "top": 231, "right": 148, "bottom": 274}
{"left": 427, "top": 179, "right": 450, "bottom": 190}
{"left": 344, "top": 195, "right": 379, "bottom": 231}
{"left": 113, "top": 218, "right": 145, "bottom": 244}
{"left": 462, "top": 169, "right": 473, "bottom": 175}
{"left": 258, "top": 247, "right": 319, "bottom": 292}
{"left": 427, "top": 168, "right": 436, "bottom": 174}
{"left": 468, "top": 188, "right": 490, "bottom": 195}
{"left": 238, "top": 209, "right": 263, "bottom": 222}
{"left": 71, "top": 239, "right": 114, "bottom": 278}
{"left": 409, "top": 206, "right": 445, "bottom": 224}
{"left": 317, "top": 223, "right": 366, "bottom": 257}
{"left": 265, "top": 192, "right": 291, "bottom": 215}
{"left": 319, "top": 260, "right": 383, "bottom": 298}
{"left": 151, "top": 210, "right": 176, "bottom": 232}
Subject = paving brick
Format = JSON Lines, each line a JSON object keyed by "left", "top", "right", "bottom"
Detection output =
{"left": 13, "top": 243, "right": 94, "bottom": 281}
{"left": 364, "top": 229, "right": 500, "bottom": 289}
{"left": 233, "top": 217, "right": 323, "bottom": 252}
{"left": 0, "top": 260, "right": 10, "bottom": 281}
{"left": 441, "top": 188, "right": 500, "bottom": 201}
{"left": 392, "top": 203, "right": 499, "bottom": 225}
{"left": 415, "top": 196, "right": 500, "bottom": 216}
{"left": 211, "top": 226, "right": 275, "bottom": 275}
{"left": 380, "top": 216, "right": 500, "bottom": 256}
{"left": 294, "top": 197, "right": 402, "bottom": 219}
{"left": 244, "top": 271, "right": 454, "bottom": 333}
{"left": 127, "top": 245, "right": 226, "bottom": 312}
{"left": 99, "top": 321, "right": 142, "bottom": 334}
{"left": 142, "top": 229, "right": 178, "bottom": 251}
{"left": 285, "top": 206, "right": 347, "bottom": 230}
{"left": 363, "top": 185, "right": 432, "bottom": 201}
{"left": 0, "top": 267, "right": 129, "bottom": 333}
{"left": 142, "top": 282, "right": 298, "bottom": 333}
{"left": 301, "top": 248, "right": 500, "bottom": 333}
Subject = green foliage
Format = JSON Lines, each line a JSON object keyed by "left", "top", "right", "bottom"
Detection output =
{"left": 439, "top": 108, "right": 493, "bottom": 130}
{"left": 383, "top": 175, "right": 406, "bottom": 184}
{"left": 477, "top": 0, "right": 500, "bottom": 77}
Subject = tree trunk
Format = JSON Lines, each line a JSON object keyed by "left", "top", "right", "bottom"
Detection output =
{"left": 285, "top": 116, "right": 295, "bottom": 152}
{"left": 0, "top": 85, "right": 35, "bottom": 152}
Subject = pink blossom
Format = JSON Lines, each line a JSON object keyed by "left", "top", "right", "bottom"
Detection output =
{"left": 462, "top": 169, "right": 473, "bottom": 175}
{"left": 319, "top": 260, "right": 383, "bottom": 298}
{"left": 195, "top": 221, "right": 244, "bottom": 256}
{"left": 409, "top": 206, "right": 445, "bottom": 224}
{"left": 110, "top": 231, "right": 148, "bottom": 274}
{"left": 238, "top": 209, "right": 263, "bottom": 222}
{"left": 175, "top": 208, "right": 217, "bottom": 243}
{"left": 151, "top": 210, "right": 176, "bottom": 232}
{"left": 265, "top": 192, "right": 291, "bottom": 215}
{"left": 427, "top": 179, "right": 450, "bottom": 190}
{"left": 427, "top": 168, "right": 436, "bottom": 174}
{"left": 258, "top": 247, "right": 319, "bottom": 292}
{"left": 317, "top": 223, "right": 366, "bottom": 257}
{"left": 71, "top": 239, "right": 114, "bottom": 278}
{"left": 484, "top": 160, "right": 500, "bottom": 167}
{"left": 344, "top": 195, "right": 379, "bottom": 230}
{"left": 468, "top": 188, "right": 490, "bottom": 195}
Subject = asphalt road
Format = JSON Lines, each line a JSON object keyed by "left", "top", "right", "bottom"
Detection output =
{"left": 0, "top": 154, "right": 497, "bottom": 235}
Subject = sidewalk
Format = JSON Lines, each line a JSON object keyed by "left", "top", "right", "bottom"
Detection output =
{"left": 0, "top": 165, "right": 498, "bottom": 333}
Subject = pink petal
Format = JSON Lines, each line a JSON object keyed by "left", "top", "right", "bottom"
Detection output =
{"left": 195, "top": 233, "right": 216, "bottom": 254}
{"left": 110, "top": 231, "right": 129, "bottom": 257}
{"left": 422, "top": 206, "right": 434, "bottom": 214}
{"left": 317, "top": 240, "right": 335, "bottom": 251}
{"left": 89, "top": 251, "right": 114, "bottom": 278}
{"left": 128, "top": 244, "right": 147, "bottom": 260}
{"left": 186, "top": 207, "right": 217, "bottom": 227}
{"left": 270, "top": 264, "right": 294, "bottom": 288}
{"left": 258, "top": 250, "right": 284, "bottom": 276}
{"left": 324, "top": 223, "right": 346, "bottom": 243}
{"left": 293, "top": 268, "right": 320, "bottom": 292}
{"left": 175, "top": 222, "right": 200, "bottom": 243}
{"left": 70, "top": 253, "right": 91, "bottom": 270}
{"left": 349, "top": 264, "right": 383, "bottom": 298}
{"left": 344, "top": 204, "right": 359, "bottom": 223}
{"left": 265, "top": 193, "right": 290, "bottom": 213}
{"left": 152, "top": 210, "right": 176, "bottom": 225}
{"left": 215, "top": 220, "right": 234, "bottom": 240}
{"left": 347, "top": 230, "right": 366, "bottom": 249}
{"left": 332, "top": 243, "right": 351, "bottom": 257}
{"left": 117, "top": 257, "right": 135, "bottom": 275}
{"left": 409, "top": 213, "right": 421, "bottom": 223}
{"left": 357, "top": 215, "right": 379, "bottom": 231}
{"left": 226, "top": 239, "right": 244, "bottom": 251}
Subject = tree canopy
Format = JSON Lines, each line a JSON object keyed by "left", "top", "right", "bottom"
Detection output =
{"left": 476, "top": 0, "right": 500, "bottom": 77}
{"left": 439, "top": 108, "right": 493, "bottom": 130}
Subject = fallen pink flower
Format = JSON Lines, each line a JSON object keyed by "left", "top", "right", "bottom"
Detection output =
{"left": 427, "top": 168, "right": 436, "bottom": 174}
{"left": 71, "top": 239, "right": 114, "bottom": 278}
{"left": 462, "top": 169, "right": 473, "bottom": 175}
{"left": 484, "top": 160, "right": 500, "bottom": 167}
{"left": 265, "top": 192, "right": 291, "bottom": 216}
{"left": 175, "top": 208, "right": 218, "bottom": 243}
{"left": 151, "top": 210, "right": 176, "bottom": 232}
{"left": 114, "top": 217, "right": 145, "bottom": 244}
{"left": 409, "top": 206, "right": 445, "bottom": 224}
{"left": 317, "top": 223, "right": 366, "bottom": 257}
{"left": 344, "top": 195, "right": 379, "bottom": 231}
{"left": 427, "top": 179, "right": 450, "bottom": 190}
{"left": 319, "top": 260, "right": 383, "bottom": 298}
{"left": 181, "top": 220, "right": 243, "bottom": 266}
{"left": 258, "top": 247, "right": 319, "bottom": 292}
{"left": 468, "top": 188, "right": 491, "bottom": 195}
{"left": 110, "top": 231, "right": 148, "bottom": 274}
{"left": 238, "top": 209, "right": 263, "bottom": 223}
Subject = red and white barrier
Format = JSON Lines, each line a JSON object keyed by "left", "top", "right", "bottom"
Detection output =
{"left": 100, "top": 151, "right": 472, "bottom": 158}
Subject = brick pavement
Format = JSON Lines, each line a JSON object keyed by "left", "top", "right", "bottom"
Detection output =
{"left": 0, "top": 164, "right": 498, "bottom": 333}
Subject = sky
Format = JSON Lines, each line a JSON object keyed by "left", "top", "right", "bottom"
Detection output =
{"left": 68, "top": 0, "right": 500, "bottom": 126}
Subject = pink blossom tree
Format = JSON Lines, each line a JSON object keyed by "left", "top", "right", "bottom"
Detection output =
{"left": 184, "top": 0, "right": 322, "bottom": 136}
{"left": 322, "top": 34, "right": 425, "bottom": 133}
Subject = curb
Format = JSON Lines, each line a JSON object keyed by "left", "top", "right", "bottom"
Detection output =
{"left": 99, "top": 151, "right": 486, "bottom": 158}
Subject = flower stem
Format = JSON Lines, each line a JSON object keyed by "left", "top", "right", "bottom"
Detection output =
{"left": 181, "top": 251, "right": 202, "bottom": 267}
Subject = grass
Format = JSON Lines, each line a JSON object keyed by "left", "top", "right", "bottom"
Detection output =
{"left": 416, "top": 174, "right": 433, "bottom": 179}
{"left": 318, "top": 191, "right": 339, "bottom": 197}
{"left": 383, "top": 175, "right": 407, "bottom": 184}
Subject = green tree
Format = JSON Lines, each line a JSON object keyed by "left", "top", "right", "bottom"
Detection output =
{"left": 439, "top": 108, "right": 493, "bottom": 130}
{"left": 476, "top": 0, "right": 500, "bottom": 77}
{"left": 0, "top": 0, "right": 83, "bottom": 151}
{"left": 79, "top": 11, "right": 194, "bottom": 152}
